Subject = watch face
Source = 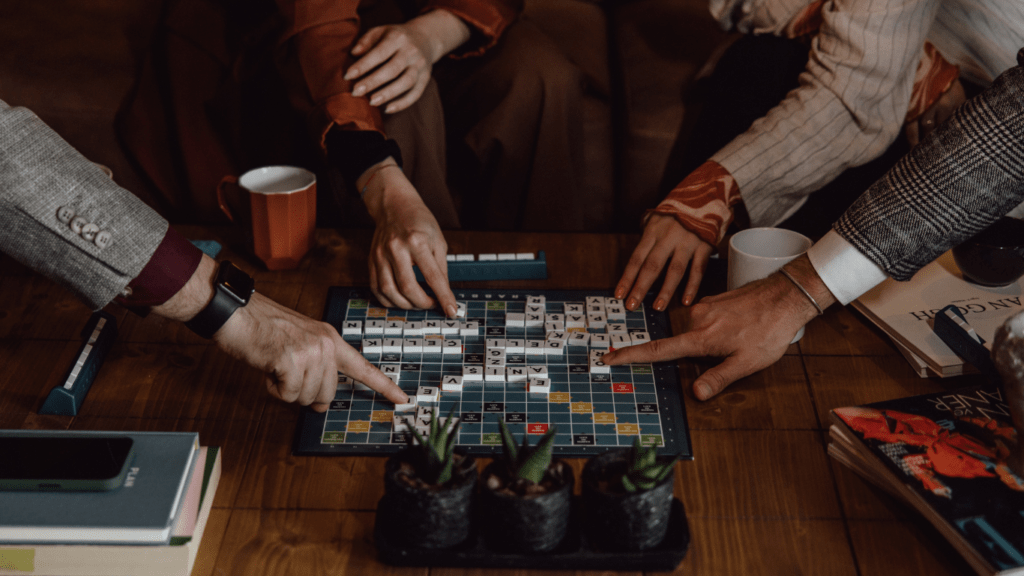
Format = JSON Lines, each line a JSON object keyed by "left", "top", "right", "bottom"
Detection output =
{"left": 218, "top": 262, "right": 255, "bottom": 305}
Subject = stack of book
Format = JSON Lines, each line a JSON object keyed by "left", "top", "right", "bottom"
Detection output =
{"left": 0, "top": 431, "right": 222, "bottom": 576}
{"left": 828, "top": 383, "right": 1024, "bottom": 576}
{"left": 852, "top": 250, "right": 1024, "bottom": 377}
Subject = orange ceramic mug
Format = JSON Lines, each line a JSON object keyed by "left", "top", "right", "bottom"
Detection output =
{"left": 217, "top": 166, "right": 317, "bottom": 271}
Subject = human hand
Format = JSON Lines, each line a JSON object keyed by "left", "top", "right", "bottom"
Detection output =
{"left": 214, "top": 292, "right": 409, "bottom": 411}
{"left": 906, "top": 78, "right": 967, "bottom": 147}
{"left": 615, "top": 213, "right": 714, "bottom": 312}
{"left": 150, "top": 255, "right": 407, "bottom": 410}
{"left": 604, "top": 256, "right": 834, "bottom": 400}
{"left": 360, "top": 162, "right": 458, "bottom": 317}
{"left": 345, "top": 10, "right": 470, "bottom": 114}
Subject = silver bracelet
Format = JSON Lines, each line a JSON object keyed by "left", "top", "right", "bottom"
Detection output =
{"left": 780, "top": 268, "right": 824, "bottom": 316}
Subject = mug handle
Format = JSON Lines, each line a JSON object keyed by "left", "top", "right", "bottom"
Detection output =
{"left": 217, "top": 176, "right": 238, "bottom": 222}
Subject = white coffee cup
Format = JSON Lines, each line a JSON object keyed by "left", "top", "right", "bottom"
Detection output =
{"left": 728, "top": 227, "right": 813, "bottom": 342}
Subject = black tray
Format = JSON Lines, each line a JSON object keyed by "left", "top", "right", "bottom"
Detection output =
{"left": 373, "top": 496, "right": 690, "bottom": 571}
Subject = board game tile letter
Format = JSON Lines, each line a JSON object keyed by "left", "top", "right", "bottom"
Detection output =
{"left": 528, "top": 423, "right": 549, "bottom": 434}
{"left": 441, "top": 375, "right": 463, "bottom": 391}
{"left": 617, "top": 423, "right": 640, "bottom": 435}
{"left": 571, "top": 402, "right": 593, "bottom": 413}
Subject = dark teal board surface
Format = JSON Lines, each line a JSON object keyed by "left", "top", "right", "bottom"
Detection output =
{"left": 294, "top": 287, "right": 692, "bottom": 459}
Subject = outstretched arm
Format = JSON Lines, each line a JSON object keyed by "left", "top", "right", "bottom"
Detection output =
{"left": 154, "top": 255, "right": 408, "bottom": 411}
{"left": 605, "top": 255, "right": 833, "bottom": 400}
{"left": 605, "top": 52, "right": 1024, "bottom": 400}
{"left": 0, "top": 100, "right": 406, "bottom": 410}
{"left": 357, "top": 157, "right": 459, "bottom": 317}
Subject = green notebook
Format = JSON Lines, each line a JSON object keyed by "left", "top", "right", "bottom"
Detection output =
{"left": 0, "top": 430, "right": 199, "bottom": 545}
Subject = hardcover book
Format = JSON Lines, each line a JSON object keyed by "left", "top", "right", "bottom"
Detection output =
{"left": 0, "top": 431, "right": 199, "bottom": 545}
{"left": 0, "top": 446, "right": 221, "bottom": 576}
{"left": 828, "top": 383, "right": 1024, "bottom": 575}
{"left": 852, "top": 251, "right": 1024, "bottom": 377}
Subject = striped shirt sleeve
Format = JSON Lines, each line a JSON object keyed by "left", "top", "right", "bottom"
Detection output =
{"left": 712, "top": 0, "right": 941, "bottom": 227}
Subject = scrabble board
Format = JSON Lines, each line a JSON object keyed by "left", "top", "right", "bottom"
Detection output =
{"left": 293, "top": 288, "right": 693, "bottom": 458}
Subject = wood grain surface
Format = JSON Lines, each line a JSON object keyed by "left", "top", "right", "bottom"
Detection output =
{"left": 1, "top": 227, "right": 979, "bottom": 575}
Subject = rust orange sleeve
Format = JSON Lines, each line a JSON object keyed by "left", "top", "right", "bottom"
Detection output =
{"left": 646, "top": 161, "right": 742, "bottom": 246}
{"left": 428, "top": 0, "right": 523, "bottom": 58}
{"left": 277, "top": 0, "right": 384, "bottom": 148}
{"left": 278, "top": 0, "right": 522, "bottom": 147}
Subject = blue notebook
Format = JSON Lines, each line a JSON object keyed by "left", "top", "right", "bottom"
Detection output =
{"left": 0, "top": 430, "right": 199, "bottom": 545}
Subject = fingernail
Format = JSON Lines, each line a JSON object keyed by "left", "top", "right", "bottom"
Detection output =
{"left": 370, "top": 95, "right": 382, "bottom": 106}
{"left": 385, "top": 105, "right": 395, "bottom": 114}
{"left": 351, "top": 85, "right": 365, "bottom": 97}
{"left": 614, "top": 287, "right": 625, "bottom": 299}
{"left": 344, "top": 69, "right": 356, "bottom": 80}
{"left": 626, "top": 297, "right": 639, "bottom": 310}
{"left": 446, "top": 304, "right": 457, "bottom": 318}
{"left": 682, "top": 296, "right": 691, "bottom": 306}
{"left": 695, "top": 382, "right": 711, "bottom": 400}
{"left": 653, "top": 298, "right": 666, "bottom": 311}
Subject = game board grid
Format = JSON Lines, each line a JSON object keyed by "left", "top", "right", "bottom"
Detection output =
{"left": 324, "top": 294, "right": 664, "bottom": 450}
{"left": 291, "top": 288, "right": 690, "bottom": 458}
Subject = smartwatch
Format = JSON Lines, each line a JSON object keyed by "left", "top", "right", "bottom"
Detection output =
{"left": 185, "top": 261, "right": 255, "bottom": 339}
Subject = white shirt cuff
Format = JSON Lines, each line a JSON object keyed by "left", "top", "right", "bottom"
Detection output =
{"left": 806, "top": 230, "right": 888, "bottom": 306}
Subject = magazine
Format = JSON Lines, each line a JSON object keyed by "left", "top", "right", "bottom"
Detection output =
{"left": 852, "top": 251, "right": 1024, "bottom": 377}
{"left": 829, "top": 382, "right": 1024, "bottom": 575}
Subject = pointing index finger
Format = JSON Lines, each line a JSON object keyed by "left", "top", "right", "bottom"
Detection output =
{"left": 336, "top": 337, "right": 409, "bottom": 404}
{"left": 418, "top": 249, "right": 457, "bottom": 318}
{"left": 602, "top": 335, "right": 702, "bottom": 366}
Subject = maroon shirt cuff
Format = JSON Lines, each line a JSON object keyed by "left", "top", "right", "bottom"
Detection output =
{"left": 116, "top": 226, "right": 203, "bottom": 308}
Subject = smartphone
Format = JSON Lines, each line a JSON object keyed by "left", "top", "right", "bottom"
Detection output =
{"left": 0, "top": 435, "right": 135, "bottom": 492}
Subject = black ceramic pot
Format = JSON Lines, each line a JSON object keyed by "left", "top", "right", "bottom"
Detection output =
{"left": 581, "top": 448, "right": 675, "bottom": 551}
{"left": 479, "top": 460, "right": 574, "bottom": 554}
{"left": 952, "top": 217, "right": 1024, "bottom": 287}
{"left": 378, "top": 449, "right": 477, "bottom": 549}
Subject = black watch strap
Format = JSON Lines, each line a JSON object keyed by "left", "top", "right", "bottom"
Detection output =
{"left": 184, "top": 261, "right": 255, "bottom": 339}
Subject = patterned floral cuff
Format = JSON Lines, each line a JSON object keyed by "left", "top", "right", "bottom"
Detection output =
{"left": 645, "top": 161, "right": 742, "bottom": 246}
{"left": 904, "top": 42, "right": 960, "bottom": 124}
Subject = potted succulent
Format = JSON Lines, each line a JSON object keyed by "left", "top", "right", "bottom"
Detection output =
{"left": 378, "top": 407, "right": 477, "bottom": 549}
{"left": 581, "top": 437, "right": 679, "bottom": 551}
{"left": 479, "top": 421, "right": 573, "bottom": 553}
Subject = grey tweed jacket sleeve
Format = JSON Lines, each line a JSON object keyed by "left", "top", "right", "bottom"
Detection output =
{"left": 0, "top": 101, "right": 168, "bottom": 309}
{"left": 835, "top": 49, "right": 1024, "bottom": 282}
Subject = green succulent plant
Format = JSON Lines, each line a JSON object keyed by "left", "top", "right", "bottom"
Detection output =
{"left": 404, "top": 406, "right": 461, "bottom": 485}
{"left": 497, "top": 420, "right": 558, "bottom": 485}
{"left": 621, "top": 436, "right": 679, "bottom": 493}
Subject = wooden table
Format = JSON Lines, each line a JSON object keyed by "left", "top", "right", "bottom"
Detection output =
{"left": 0, "top": 227, "right": 988, "bottom": 575}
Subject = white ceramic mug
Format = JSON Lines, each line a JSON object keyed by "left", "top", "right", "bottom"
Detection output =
{"left": 728, "top": 227, "right": 813, "bottom": 342}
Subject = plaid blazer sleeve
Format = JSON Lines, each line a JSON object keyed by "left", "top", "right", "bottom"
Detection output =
{"left": 835, "top": 49, "right": 1024, "bottom": 281}
{"left": 0, "top": 101, "right": 167, "bottom": 309}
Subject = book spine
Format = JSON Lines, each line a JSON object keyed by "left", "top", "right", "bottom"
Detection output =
{"left": 0, "top": 448, "right": 222, "bottom": 576}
